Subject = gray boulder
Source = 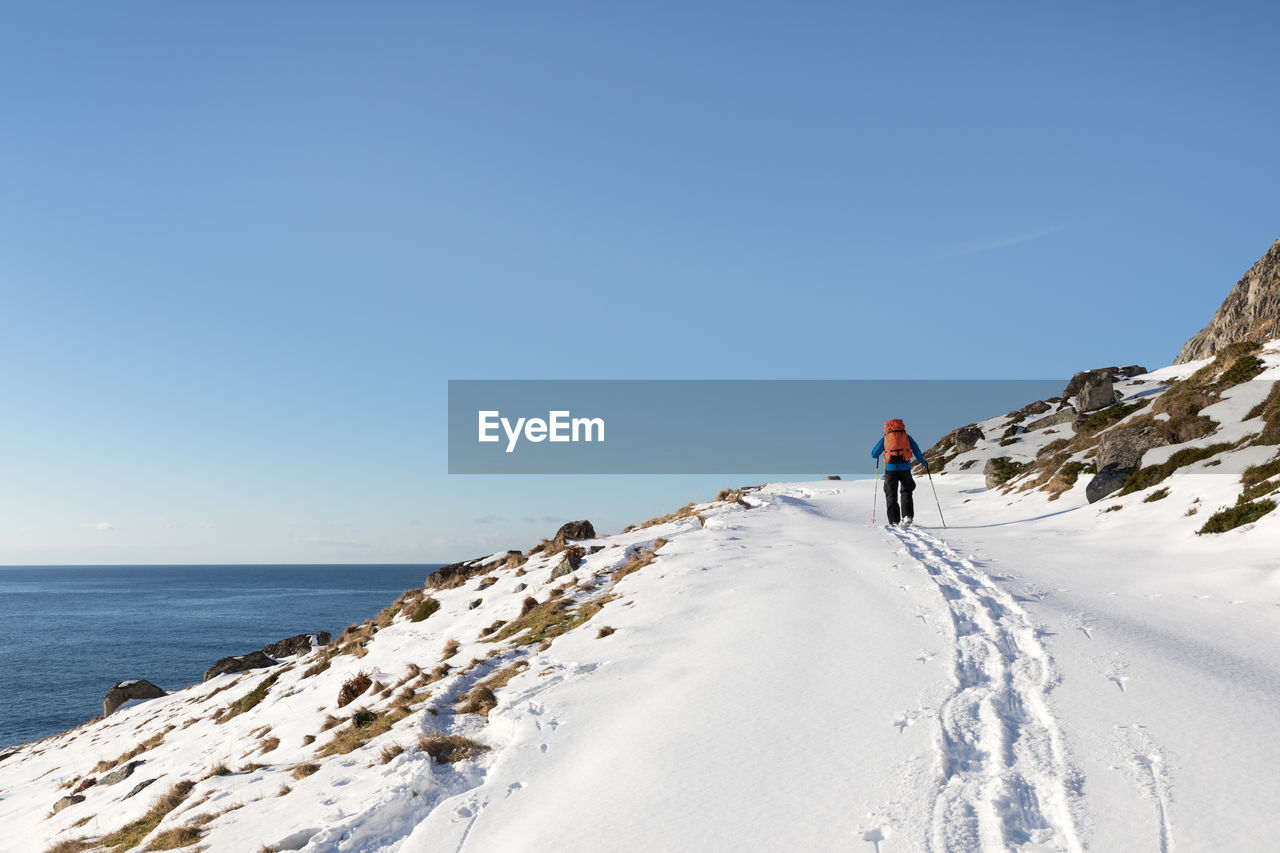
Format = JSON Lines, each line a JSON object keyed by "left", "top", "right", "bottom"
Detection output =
{"left": 100, "top": 760, "right": 145, "bottom": 786}
{"left": 124, "top": 778, "right": 158, "bottom": 799}
{"left": 1096, "top": 426, "right": 1168, "bottom": 471}
{"left": 1086, "top": 465, "right": 1134, "bottom": 503}
{"left": 52, "top": 795, "right": 85, "bottom": 814}
{"left": 1063, "top": 366, "right": 1149, "bottom": 402}
{"left": 1076, "top": 376, "right": 1116, "bottom": 412}
{"left": 550, "top": 553, "right": 583, "bottom": 581}
{"left": 954, "top": 426, "right": 985, "bottom": 453}
{"left": 984, "top": 457, "right": 1022, "bottom": 490}
{"left": 103, "top": 679, "right": 166, "bottom": 716}
{"left": 260, "top": 632, "right": 331, "bottom": 659}
{"left": 554, "top": 520, "right": 595, "bottom": 541}
{"left": 204, "top": 650, "right": 277, "bottom": 682}
{"left": 1026, "top": 407, "right": 1078, "bottom": 431}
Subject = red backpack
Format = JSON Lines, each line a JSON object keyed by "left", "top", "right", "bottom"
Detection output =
{"left": 883, "top": 419, "right": 913, "bottom": 463}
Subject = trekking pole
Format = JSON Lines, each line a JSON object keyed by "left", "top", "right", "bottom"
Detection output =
{"left": 925, "top": 465, "right": 946, "bottom": 528}
{"left": 871, "top": 458, "right": 880, "bottom": 525}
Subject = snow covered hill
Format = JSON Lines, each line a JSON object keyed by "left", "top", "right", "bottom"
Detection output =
{"left": 4, "top": 347, "right": 1280, "bottom": 853}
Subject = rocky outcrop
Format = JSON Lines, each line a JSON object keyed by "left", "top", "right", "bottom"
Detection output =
{"left": 204, "top": 650, "right": 277, "bottom": 682}
{"left": 954, "top": 426, "right": 985, "bottom": 453}
{"left": 1076, "top": 376, "right": 1116, "bottom": 412}
{"left": 1061, "top": 367, "right": 1146, "bottom": 410}
{"left": 1086, "top": 466, "right": 1133, "bottom": 503}
{"left": 1096, "top": 426, "right": 1169, "bottom": 471}
{"left": 1010, "top": 400, "right": 1051, "bottom": 419}
{"left": 260, "top": 632, "right": 331, "bottom": 659}
{"left": 554, "top": 520, "right": 595, "bottom": 541}
{"left": 1026, "top": 407, "right": 1078, "bottom": 431}
{"left": 103, "top": 679, "right": 167, "bottom": 716}
{"left": 1176, "top": 235, "right": 1280, "bottom": 363}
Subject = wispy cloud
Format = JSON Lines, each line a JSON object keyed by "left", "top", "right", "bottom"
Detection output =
{"left": 474, "top": 514, "right": 508, "bottom": 525}
{"left": 302, "top": 537, "right": 370, "bottom": 549}
{"left": 87, "top": 521, "right": 114, "bottom": 532}
{"left": 947, "top": 226, "right": 1063, "bottom": 256}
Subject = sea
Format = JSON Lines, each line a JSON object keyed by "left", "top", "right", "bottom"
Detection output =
{"left": 0, "top": 564, "right": 439, "bottom": 750}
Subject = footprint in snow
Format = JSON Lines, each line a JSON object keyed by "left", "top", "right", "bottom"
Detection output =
{"left": 916, "top": 651, "right": 936, "bottom": 664}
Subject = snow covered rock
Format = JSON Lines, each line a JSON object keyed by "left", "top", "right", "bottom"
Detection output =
{"left": 260, "top": 632, "right": 331, "bottom": 658}
{"left": 103, "top": 679, "right": 166, "bottom": 716}
{"left": 203, "top": 650, "right": 277, "bottom": 682}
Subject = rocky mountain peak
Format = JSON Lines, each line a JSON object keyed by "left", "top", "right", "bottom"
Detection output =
{"left": 1175, "top": 235, "right": 1280, "bottom": 363}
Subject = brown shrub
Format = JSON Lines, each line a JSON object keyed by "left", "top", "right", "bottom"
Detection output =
{"left": 338, "top": 672, "right": 373, "bottom": 708}
{"left": 203, "top": 762, "right": 233, "bottom": 779}
{"left": 418, "top": 734, "right": 490, "bottom": 764}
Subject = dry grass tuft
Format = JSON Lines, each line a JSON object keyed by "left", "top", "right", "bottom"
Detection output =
{"left": 487, "top": 594, "right": 615, "bottom": 646}
{"left": 380, "top": 743, "right": 406, "bottom": 765}
{"left": 315, "top": 709, "right": 408, "bottom": 757}
{"left": 456, "top": 686, "right": 498, "bottom": 716}
{"left": 613, "top": 540, "right": 666, "bottom": 583}
{"left": 258, "top": 736, "right": 280, "bottom": 755}
{"left": 418, "top": 734, "right": 490, "bottom": 764}
{"left": 596, "top": 626, "right": 615, "bottom": 638}
{"left": 291, "top": 763, "right": 320, "bottom": 780}
{"left": 478, "top": 620, "right": 507, "bottom": 638}
{"left": 410, "top": 597, "right": 442, "bottom": 622}
{"left": 216, "top": 672, "right": 280, "bottom": 723}
{"left": 203, "top": 762, "right": 233, "bottom": 779}
{"left": 92, "top": 725, "right": 175, "bottom": 773}
{"left": 98, "top": 780, "right": 196, "bottom": 851}
{"left": 639, "top": 501, "right": 702, "bottom": 529}
{"left": 42, "top": 839, "right": 96, "bottom": 853}
{"left": 337, "top": 672, "right": 373, "bottom": 708}
{"left": 143, "top": 823, "right": 203, "bottom": 849}
{"left": 441, "top": 638, "right": 461, "bottom": 660}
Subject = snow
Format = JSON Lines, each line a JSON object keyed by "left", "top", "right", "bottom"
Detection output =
{"left": 3, "top": 349, "right": 1280, "bottom": 852}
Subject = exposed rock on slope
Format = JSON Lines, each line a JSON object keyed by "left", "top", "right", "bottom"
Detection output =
{"left": 921, "top": 339, "right": 1280, "bottom": 522}
{"left": 1176, "top": 235, "right": 1280, "bottom": 363}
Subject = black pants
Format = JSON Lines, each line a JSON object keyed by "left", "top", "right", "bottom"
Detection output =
{"left": 883, "top": 469, "right": 916, "bottom": 524}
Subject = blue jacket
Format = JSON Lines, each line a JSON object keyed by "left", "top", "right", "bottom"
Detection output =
{"left": 871, "top": 433, "right": 927, "bottom": 472}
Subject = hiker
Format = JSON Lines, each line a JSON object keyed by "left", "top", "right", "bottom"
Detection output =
{"left": 871, "top": 419, "right": 928, "bottom": 526}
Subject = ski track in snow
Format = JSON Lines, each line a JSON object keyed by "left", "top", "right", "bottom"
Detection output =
{"left": 894, "top": 526, "right": 1085, "bottom": 853}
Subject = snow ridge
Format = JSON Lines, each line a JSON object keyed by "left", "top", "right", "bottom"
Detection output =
{"left": 895, "top": 526, "right": 1084, "bottom": 853}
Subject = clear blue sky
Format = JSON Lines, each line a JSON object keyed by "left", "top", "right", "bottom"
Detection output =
{"left": 2, "top": 2, "right": 1276, "bottom": 563}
